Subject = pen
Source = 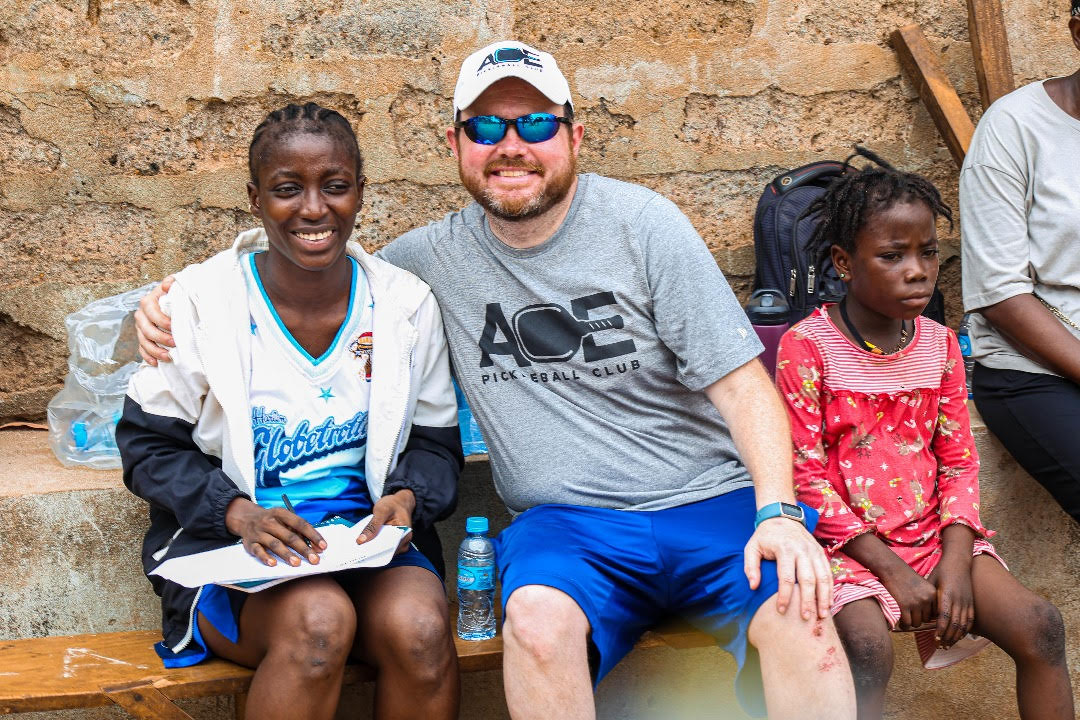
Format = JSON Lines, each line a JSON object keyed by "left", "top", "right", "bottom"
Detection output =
{"left": 281, "top": 493, "right": 314, "bottom": 549}
{"left": 281, "top": 492, "right": 298, "bottom": 514}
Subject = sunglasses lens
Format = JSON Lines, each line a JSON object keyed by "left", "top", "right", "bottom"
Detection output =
{"left": 464, "top": 116, "right": 506, "bottom": 145}
{"left": 516, "top": 114, "right": 560, "bottom": 143}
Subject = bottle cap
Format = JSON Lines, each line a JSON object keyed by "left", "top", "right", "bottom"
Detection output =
{"left": 71, "top": 421, "right": 89, "bottom": 450}
{"left": 744, "top": 289, "right": 790, "bottom": 326}
{"left": 466, "top": 516, "right": 489, "bottom": 534}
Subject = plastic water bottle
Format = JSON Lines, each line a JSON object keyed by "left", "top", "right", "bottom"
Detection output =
{"left": 957, "top": 314, "right": 974, "bottom": 398}
{"left": 457, "top": 516, "right": 496, "bottom": 640}
{"left": 70, "top": 410, "right": 121, "bottom": 454}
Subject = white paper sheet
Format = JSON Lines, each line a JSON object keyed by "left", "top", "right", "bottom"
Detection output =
{"left": 150, "top": 516, "right": 406, "bottom": 590}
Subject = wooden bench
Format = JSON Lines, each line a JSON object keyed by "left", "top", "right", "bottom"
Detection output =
{"left": 0, "top": 619, "right": 714, "bottom": 718}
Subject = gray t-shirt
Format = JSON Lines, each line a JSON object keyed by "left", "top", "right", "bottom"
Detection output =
{"left": 378, "top": 173, "right": 762, "bottom": 513}
{"left": 960, "top": 80, "right": 1080, "bottom": 375}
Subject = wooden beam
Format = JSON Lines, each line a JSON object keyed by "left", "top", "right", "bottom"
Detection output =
{"left": 967, "top": 0, "right": 1015, "bottom": 109}
{"left": 891, "top": 24, "right": 975, "bottom": 167}
{"left": 102, "top": 681, "right": 195, "bottom": 720}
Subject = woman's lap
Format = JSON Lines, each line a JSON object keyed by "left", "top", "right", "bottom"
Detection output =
{"left": 197, "top": 553, "right": 449, "bottom": 669}
{"left": 973, "top": 363, "right": 1080, "bottom": 521}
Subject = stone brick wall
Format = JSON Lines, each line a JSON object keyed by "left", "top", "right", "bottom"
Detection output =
{"left": 0, "top": 0, "right": 1074, "bottom": 422}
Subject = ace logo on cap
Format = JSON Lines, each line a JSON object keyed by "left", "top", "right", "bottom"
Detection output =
{"left": 453, "top": 40, "right": 574, "bottom": 115}
{"left": 476, "top": 47, "right": 543, "bottom": 74}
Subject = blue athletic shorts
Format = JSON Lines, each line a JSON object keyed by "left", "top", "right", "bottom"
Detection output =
{"left": 494, "top": 488, "right": 818, "bottom": 718}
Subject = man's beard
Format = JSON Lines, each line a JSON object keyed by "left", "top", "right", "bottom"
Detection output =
{"left": 461, "top": 155, "right": 577, "bottom": 221}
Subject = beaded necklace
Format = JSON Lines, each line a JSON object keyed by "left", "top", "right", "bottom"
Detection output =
{"left": 838, "top": 297, "right": 909, "bottom": 355}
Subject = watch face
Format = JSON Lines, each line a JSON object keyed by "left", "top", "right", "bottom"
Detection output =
{"left": 780, "top": 502, "right": 804, "bottom": 518}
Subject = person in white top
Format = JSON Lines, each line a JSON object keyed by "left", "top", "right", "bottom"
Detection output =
{"left": 118, "top": 103, "right": 463, "bottom": 720}
{"left": 959, "top": 3, "right": 1080, "bottom": 524}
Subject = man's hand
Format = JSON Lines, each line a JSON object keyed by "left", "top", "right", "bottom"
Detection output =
{"left": 745, "top": 517, "right": 833, "bottom": 620}
{"left": 357, "top": 489, "right": 416, "bottom": 554}
{"left": 878, "top": 563, "right": 938, "bottom": 631}
{"left": 224, "top": 497, "right": 326, "bottom": 567}
{"left": 135, "top": 276, "right": 176, "bottom": 365}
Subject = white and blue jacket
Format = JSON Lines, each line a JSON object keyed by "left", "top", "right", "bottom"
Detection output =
{"left": 117, "top": 229, "right": 462, "bottom": 657}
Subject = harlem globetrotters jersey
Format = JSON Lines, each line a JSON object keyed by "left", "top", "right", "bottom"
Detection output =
{"left": 241, "top": 253, "right": 375, "bottom": 524}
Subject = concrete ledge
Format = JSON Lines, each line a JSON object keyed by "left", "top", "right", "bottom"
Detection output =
{"left": 1, "top": 407, "right": 1078, "bottom": 719}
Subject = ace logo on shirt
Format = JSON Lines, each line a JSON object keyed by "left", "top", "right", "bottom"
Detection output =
{"left": 477, "top": 290, "right": 636, "bottom": 367}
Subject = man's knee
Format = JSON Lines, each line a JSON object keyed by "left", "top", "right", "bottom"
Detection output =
{"left": 749, "top": 591, "right": 836, "bottom": 650}
{"left": 504, "top": 585, "right": 589, "bottom": 663}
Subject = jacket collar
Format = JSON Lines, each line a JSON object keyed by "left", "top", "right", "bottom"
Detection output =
{"left": 225, "top": 228, "right": 428, "bottom": 321}
{"left": 173, "top": 228, "right": 430, "bottom": 499}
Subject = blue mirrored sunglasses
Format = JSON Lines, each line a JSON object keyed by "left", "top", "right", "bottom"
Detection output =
{"left": 455, "top": 113, "right": 571, "bottom": 145}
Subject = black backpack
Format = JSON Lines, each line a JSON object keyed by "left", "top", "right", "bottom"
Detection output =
{"left": 751, "top": 157, "right": 945, "bottom": 325}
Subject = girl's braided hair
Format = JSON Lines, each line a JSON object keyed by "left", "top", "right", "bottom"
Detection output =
{"left": 806, "top": 146, "right": 952, "bottom": 263}
{"left": 248, "top": 102, "right": 363, "bottom": 183}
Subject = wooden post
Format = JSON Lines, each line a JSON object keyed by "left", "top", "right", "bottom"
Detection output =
{"left": 891, "top": 24, "right": 976, "bottom": 167}
{"left": 967, "top": 0, "right": 1015, "bottom": 109}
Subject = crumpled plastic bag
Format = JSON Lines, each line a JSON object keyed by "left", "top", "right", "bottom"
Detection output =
{"left": 47, "top": 283, "right": 154, "bottom": 469}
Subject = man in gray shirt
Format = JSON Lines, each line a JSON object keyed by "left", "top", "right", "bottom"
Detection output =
{"left": 137, "top": 40, "right": 853, "bottom": 720}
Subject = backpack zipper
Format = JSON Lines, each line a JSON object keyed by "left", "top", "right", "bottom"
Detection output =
{"left": 788, "top": 268, "right": 797, "bottom": 297}
{"left": 807, "top": 264, "right": 816, "bottom": 296}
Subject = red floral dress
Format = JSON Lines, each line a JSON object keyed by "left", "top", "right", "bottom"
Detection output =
{"left": 775, "top": 307, "right": 994, "bottom": 587}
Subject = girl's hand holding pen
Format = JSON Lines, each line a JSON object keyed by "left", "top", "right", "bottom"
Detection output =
{"left": 224, "top": 496, "right": 326, "bottom": 567}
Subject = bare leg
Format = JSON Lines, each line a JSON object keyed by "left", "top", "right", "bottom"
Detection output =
{"left": 749, "top": 591, "right": 857, "bottom": 720}
{"left": 346, "top": 565, "right": 459, "bottom": 720}
{"left": 832, "top": 599, "right": 894, "bottom": 720}
{"left": 198, "top": 576, "right": 357, "bottom": 720}
{"left": 502, "top": 585, "right": 594, "bottom": 720}
{"left": 968, "top": 555, "right": 1074, "bottom": 720}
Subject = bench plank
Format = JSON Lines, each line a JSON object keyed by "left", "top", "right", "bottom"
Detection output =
{"left": 0, "top": 632, "right": 252, "bottom": 713}
{"left": 0, "top": 620, "right": 712, "bottom": 714}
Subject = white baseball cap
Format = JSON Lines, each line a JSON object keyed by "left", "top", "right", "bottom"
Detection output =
{"left": 453, "top": 41, "right": 573, "bottom": 116}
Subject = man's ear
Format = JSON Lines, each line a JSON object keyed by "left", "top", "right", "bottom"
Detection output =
{"left": 569, "top": 122, "right": 584, "bottom": 158}
{"left": 247, "top": 181, "right": 260, "bottom": 217}
{"left": 446, "top": 126, "right": 459, "bottom": 159}
{"left": 1070, "top": 16, "right": 1080, "bottom": 51}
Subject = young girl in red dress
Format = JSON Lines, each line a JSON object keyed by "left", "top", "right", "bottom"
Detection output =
{"left": 774, "top": 149, "right": 1073, "bottom": 720}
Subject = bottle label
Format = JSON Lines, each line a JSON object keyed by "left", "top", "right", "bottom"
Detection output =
{"left": 458, "top": 565, "right": 494, "bottom": 591}
{"left": 957, "top": 335, "right": 972, "bottom": 357}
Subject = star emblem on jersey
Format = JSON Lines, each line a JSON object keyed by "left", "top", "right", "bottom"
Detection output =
{"left": 318, "top": 387, "right": 334, "bottom": 402}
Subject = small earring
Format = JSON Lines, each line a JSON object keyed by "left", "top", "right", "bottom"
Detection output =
{"left": 839, "top": 272, "right": 846, "bottom": 279}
